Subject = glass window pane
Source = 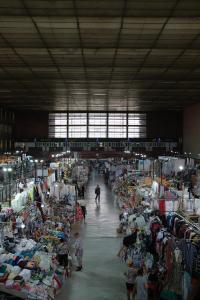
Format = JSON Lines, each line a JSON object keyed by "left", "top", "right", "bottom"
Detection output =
{"left": 108, "top": 113, "right": 127, "bottom": 125}
{"left": 68, "top": 113, "right": 87, "bottom": 125}
{"left": 89, "top": 113, "right": 107, "bottom": 125}
{"left": 68, "top": 126, "right": 87, "bottom": 138}
{"left": 89, "top": 126, "right": 107, "bottom": 138}
{"left": 128, "top": 113, "right": 146, "bottom": 126}
{"left": 49, "top": 114, "right": 68, "bottom": 137}
{"left": 49, "top": 126, "right": 67, "bottom": 138}
{"left": 128, "top": 126, "right": 146, "bottom": 138}
{"left": 108, "top": 126, "right": 126, "bottom": 138}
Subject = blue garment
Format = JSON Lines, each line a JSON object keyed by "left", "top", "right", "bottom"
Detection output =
{"left": 182, "top": 271, "right": 191, "bottom": 300}
{"left": 135, "top": 275, "right": 148, "bottom": 300}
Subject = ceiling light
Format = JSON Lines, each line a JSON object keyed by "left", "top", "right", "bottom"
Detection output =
{"left": 71, "top": 92, "right": 88, "bottom": 95}
{"left": 94, "top": 93, "right": 106, "bottom": 96}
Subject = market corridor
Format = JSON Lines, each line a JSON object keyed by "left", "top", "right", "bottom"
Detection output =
{"left": 58, "top": 171, "right": 126, "bottom": 300}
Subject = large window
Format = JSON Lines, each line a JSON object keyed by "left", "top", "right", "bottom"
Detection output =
{"left": 89, "top": 113, "right": 107, "bottom": 125}
{"left": 108, "top": 113, "right": 127, "bottom": 138}
{"left": 108, "top": 126, "right": 127, "bottom": 138}
{"left": 108, "top": 113, "right": 127, "bottom": 125}
{"left": 49, "top": 113, "right": 67, "bottom": 138}
{"left": 89, "top": 113, "right": 107, "bottom": 138}
{"left": 68, "top": 126, "right": 87, "bottom": 138}
{"left": 128, "top": 113, "right": 146, "bottom": 138}
{"left": 49, "top": 126, "right": 67, "bottom": 138}
{"left": 49, "top": 112, "right": 147, "bottom": 138}
{"left": 68, "top": 113, "right": 87, "bottom": 125}
{"left": 89, "top": 126, "right": 107, "bottom": 138}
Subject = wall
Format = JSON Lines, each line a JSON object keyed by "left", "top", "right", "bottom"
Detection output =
{"left": 0, "top": 107, "right": 14, "bottom": 151}
{"left": 14, "top": 111, "right": 48, "bottom": 140}
{"left": 147, "top": 111, "right": 182, "bottom": 140}
{"left": 183, "top": 103, "right": 200, "bottom": 159}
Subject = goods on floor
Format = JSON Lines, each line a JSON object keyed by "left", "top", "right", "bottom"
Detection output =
{"left": 0, "top": 159, "right": 90, "bottom": 299}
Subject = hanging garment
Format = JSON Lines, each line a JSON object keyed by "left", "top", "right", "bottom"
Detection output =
{"left": 182, "top": 271, "right": 191, "bottom": 300}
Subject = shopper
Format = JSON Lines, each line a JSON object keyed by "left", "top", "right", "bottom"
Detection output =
{"left": 75, "top": 202, "right": 84, "bottom": 222}
{"left": 78, "top": 199, "right": 87, "bottom": 223}
{"left": 124, "top": 261, "right": 137, "bottom": 300}
{"left": 81, "top": 185, "right": 85, "bottom": 198}
{"left": 74, "top": 232, "right": 83, "bottom": 271}
{"left": 57, "top": 238, "right": 69, "bottom": 270}
{"left": 95, "top": 184, "right": 101, "bottom": 204}
{"left": 135, "top": 268, "right": 148, "bottom": 300}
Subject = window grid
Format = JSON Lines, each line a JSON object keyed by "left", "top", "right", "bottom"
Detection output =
{"left": 108, "top": 113, "right": 127, "bottom": 126}
{"left": 89, "top": 126, "right": 107, "bottom": 138}
{"left": 68, "top": 113, "right": 87, "bottom": 125}
{"left": 49, "top": 113, "right": 146, "bottom": 138}
{"left": 68, "top": 126, "right": 87, "bottom": 138}
{"left": 89, "top": 113, "right": 107, "bottom": 125}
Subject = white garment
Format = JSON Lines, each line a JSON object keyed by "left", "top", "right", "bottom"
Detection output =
{"left": 135, "top": 215, "right": 146, "bottom": 228}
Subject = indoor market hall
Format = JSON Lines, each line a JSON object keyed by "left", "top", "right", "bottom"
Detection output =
{"left": 58, "top": 171, "right": 126, "bottom": 300}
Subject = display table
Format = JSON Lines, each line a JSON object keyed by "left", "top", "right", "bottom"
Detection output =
{"left": 0, "top": 285, "right": 26, "bottom": 299}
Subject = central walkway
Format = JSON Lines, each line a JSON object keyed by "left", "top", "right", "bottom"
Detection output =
{"left": 58, "top": 171, "right": 126, "bottom": 300}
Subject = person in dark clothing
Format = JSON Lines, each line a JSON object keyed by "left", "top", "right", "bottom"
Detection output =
{"left": 95, "top": 184, "right": 101, "bottom": 204}
{"left": 57, "top": 238, "right": 69, "bottom": 269}
{"left": 81, "top": 185, "right": 85, "bottom": 198}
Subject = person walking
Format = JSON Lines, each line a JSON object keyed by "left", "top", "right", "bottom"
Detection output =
{"left": 74, "top": 232, "right": 83, "bottom": 271}
{"left": 95, "top": 184, "right": 101, "bottom": 204}
{"left": 81, "top": 185, "right": 85, "bottom": 198}
{"left": 78, "top": 199, "right": 87, "bottom": 223}
{"left": 124, "top": 261, "right": 137, "bottom": 300}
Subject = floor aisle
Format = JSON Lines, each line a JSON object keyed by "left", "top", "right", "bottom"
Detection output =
{"left": 58, "top": 171, "right": 126, "bottom": 300}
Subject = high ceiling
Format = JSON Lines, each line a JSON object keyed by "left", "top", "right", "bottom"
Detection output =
{"left": 0, "top": 0, "right": 200, "bottom": 111}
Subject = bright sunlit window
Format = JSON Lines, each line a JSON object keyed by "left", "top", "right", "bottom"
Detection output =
{"left": 68, "top": 113, "right": 87, "bottom": 125}
{"left": 49, "top": 112, "right": 147, "bottom": 138}
{"left": 68, "top": 126, "right": 87, "bottom": 138}
{"left": 88, "top": 126, "right": 107, "bottom": 138}
{"left": 49, "top": 114, "right": 67, "bottom": 138}
{"left": 89, "top": 113, "right": 107, "bottom": 125}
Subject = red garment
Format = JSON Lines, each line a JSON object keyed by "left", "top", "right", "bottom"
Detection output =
{"left": 75, "top": 205, "right": 83, "bottom": 222}
{"left": 159, "top": 199, "right": 165, "bottom": 215}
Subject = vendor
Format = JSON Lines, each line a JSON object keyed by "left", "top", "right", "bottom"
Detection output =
{"left": 57, "top": 238, "right": 69, "bottom": 270}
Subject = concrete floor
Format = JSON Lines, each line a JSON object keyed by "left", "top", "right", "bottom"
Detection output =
{"left": 57, "top": 171, "right": 126, "bottom": 300}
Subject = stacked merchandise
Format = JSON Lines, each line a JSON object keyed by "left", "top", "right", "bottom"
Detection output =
{"left": 112, "top": 175, "right": 137, "bottom": 210}
{"left": 0, "top": 166, "right": 84, "bottom": 299}
{"left": 0, "top": 237, "right": 66, "bottom": 300}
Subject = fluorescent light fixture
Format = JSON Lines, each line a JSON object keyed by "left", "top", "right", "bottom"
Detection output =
{"left": 3, "top": 168, "right": 7, "bottom": 172}
{"left": 34, "top": 159, "right": 38, "bottom": 163}
{"left": 71, "top": 92, "right": 88, "bottom": 95}
{"left": 94, "top": 93, "right": 106, "bottom": 96}
{"left": 8, "top": 168, "right": 12, "bottom": 172}
{"left": 21, "top": 224, "right": 25, "bottom": 229}
{"left": 179, "top": 166, "right": 184, "bottom": 171}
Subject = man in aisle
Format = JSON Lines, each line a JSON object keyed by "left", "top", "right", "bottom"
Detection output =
{"left": 95, "top": 184, "right": 101, "bottom": 204}
{"left": 74, "top": 232, "right": 83, "bottom": 271}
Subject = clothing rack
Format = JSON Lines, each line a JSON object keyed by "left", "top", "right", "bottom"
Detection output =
{"left": 174, "top": 212, "right": 200, "bottom": 234}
